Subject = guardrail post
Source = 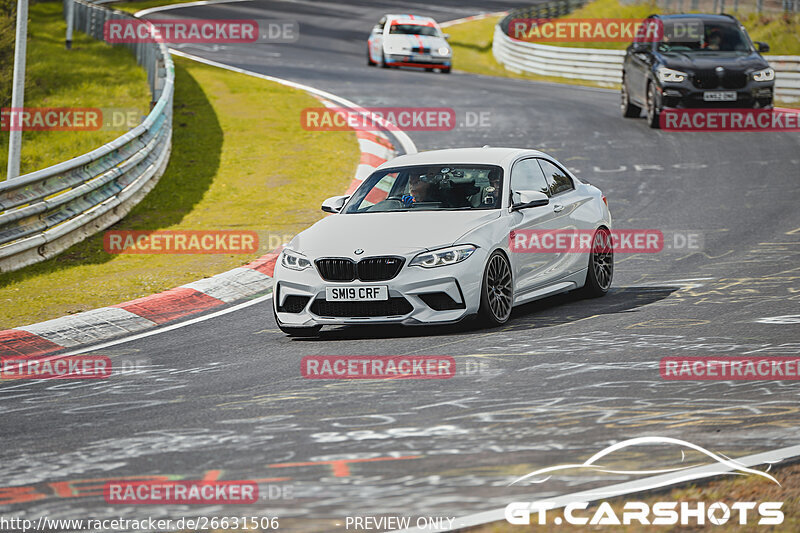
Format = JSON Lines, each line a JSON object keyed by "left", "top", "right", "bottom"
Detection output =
{"left": 65, "top": 0, "right": 74, "bottom": 49}
{"left": 6, "top": 0, "right": 29, "bottom": 181}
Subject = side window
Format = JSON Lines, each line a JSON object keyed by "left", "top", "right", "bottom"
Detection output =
{"left": 511, "top": 159, "right": 550, "bottom": 197}
{"left": 537, "top": 159, "right": 574, "bottom": 196}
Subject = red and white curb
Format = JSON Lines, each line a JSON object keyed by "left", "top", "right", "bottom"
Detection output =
{"left": 0, "top": 55, "right": 404, "bottom": 359}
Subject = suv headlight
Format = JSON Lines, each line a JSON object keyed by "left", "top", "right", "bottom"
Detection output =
{"left": 752, "top": 67, "right": 775, "bottom": 82}
{"left": 281, "top": 249, "right": 311, "bottom": 271}
{"left": 657, "top": 67, "right": 687, "bottom": 83}
{"left": 437, "top": 46, "right": 451, "bottom": 56}
{"left": 410, "top": 244, "right": 476, "bottom": 268}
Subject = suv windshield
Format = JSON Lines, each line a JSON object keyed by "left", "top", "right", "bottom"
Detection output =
{"left": 389, "top": 24, "right": 440, "bottom": 37}
{"left": 657, "top": 22, "right": 751, "bottom": 53}
{"left": 343, "top": 164, "right": 504, "bottom": 213}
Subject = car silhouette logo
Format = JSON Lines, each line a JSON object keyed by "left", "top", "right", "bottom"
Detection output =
{"left": 354, "top": 249, "right": 364, "bottom": 255}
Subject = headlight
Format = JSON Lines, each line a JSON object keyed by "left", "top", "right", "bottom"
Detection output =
{"left": 281, "top": 249, "right": 311, "bottom": 271}
{"left": 410, "top": 244, "right": 476, "bottom": 268}
{"left": 437, "top": 46, "right": 451, "bottom": 56}
{"left": 657, "top": 67, "right": 687, "bottom": 83}
{"left": 752, "top": 67, "right": 775, "bottom": 82}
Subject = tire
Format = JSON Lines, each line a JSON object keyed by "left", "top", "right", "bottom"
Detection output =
{"left": 441, "top": 67, "right": 451, "bottom": 74}
{"left": 580, "top": 227, "right": 613, "bottom": 298}
{"left": 367, "top": 47, "right": 376, "bottom": 66}
{"left": 380, "top": 51, "right": 390, "bottom": 68}
{"left": 646, "top": 82, "right": 661, "bottom": 129}
{"left": 620, "top": 78, "right": 641, "bottom": 118}
{"left": 477, "top": 251, "right": 513, "bottom": 327}
{"left": 273, "top": 308, "right": 322, "bottom": 337}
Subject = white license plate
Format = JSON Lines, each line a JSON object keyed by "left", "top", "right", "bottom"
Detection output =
{"left": 703, "top": 91, "right": 737, "bottom": 102}
{"left": 326, "top": 286, "right": 388, "bottom": 301}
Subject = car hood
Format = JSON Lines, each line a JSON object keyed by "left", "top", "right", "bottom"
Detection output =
{"left": 383, "top": 34, "right": 448, "bottom": 52}
{"left": 291, "top": 210, "right": 500, "bottom": 258}
{"left": 659, "top": 51, "right": 768, "bottom": 72}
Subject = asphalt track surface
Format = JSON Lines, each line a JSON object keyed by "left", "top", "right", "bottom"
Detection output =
{"left": 3, "top": 1, "right": 800, "bottom": 531}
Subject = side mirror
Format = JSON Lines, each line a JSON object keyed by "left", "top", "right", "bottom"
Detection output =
{"left": 374, "top": 27, "right": 383, "bottom": 35}
{"left": 754, "top": 41, "right": 770, "bottom": 53}
{"left": 321, "top": 195, "right": 349, "bottom": 213}
{"left": 511, "top": 190, "right": 549, "bottom": 211}
{"left": 632, "top": 42, "right": 650, "bottom": 53}
{"left": 442, "top": 33, "right": 450, "bottom": 40}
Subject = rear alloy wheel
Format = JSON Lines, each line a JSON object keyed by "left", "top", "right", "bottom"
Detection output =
{"left": 621, "top": 79, "right": 641, "bottom": 118}
{"left": 478, "top": 251, "right": 513, "bottom": 326}
{"left": 646, "top": 82, "right": 661, "bottom": 129}
{"left": 580, "top": 227, "right": 613, "bottom": 298}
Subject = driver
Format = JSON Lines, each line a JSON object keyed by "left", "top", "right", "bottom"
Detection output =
{"left": 478, "top": 169, "right": 502, "bottom": 206}
{"left": 704, "top": 27, "right": 723, "bottom": 51}
{"left": 406, "top": 171, "right": 443, "bottom": 204}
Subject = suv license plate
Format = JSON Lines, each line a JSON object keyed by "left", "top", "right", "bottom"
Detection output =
{"left": 704, "top": 91, "right": 737, "bottom": 102}
{"left": 326, "top": 286, "right": 388, "bottom": 301}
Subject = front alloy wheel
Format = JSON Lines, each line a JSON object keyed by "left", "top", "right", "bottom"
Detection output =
{"left": 478, "top": 251, "right": 513, "bottom": 326}
{"left": 646, "top": 82, "right": 660, "bottom": 129}
{"left": 621, "top": 79, "right": 641, "bottom": 118}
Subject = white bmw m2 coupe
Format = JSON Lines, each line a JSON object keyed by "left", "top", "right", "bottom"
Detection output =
{"left": 273, "top": 147, "right": 612, "bottom": 336}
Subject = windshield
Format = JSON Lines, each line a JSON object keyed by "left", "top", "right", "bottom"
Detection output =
{"left": 657, "top": 22, "right": 751, "bottom": 53}
{"left": 389, "top": 24, "right": 440, "bottom": 37}
{"left": 343, "top": 164, "right": 504, "bottom": 213}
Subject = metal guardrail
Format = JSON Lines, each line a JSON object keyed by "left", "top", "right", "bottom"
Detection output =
{"left": 494, "top": 5, "right": 800, "bottom": 96}
{"left": 0, "top": 0, "right": 173, "bottom": 273}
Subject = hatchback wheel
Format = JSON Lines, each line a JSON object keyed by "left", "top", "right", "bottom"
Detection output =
{"left": 478, "top": 251, "right": 513, "bottom": 326}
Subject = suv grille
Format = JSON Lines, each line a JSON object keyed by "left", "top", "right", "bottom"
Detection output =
{"left": 310, "top": 297, "right": 413, "bottom": 318}
{"left": 315, "top": 257, "right": 404, "bottom": 282}
{"left": 692, "top": 70, "right": 748, "bottom": 90}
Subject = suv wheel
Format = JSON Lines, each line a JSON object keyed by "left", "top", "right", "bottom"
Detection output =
{"left": 646, "top": 82, "right": 660, "bottom": 129}
{"left": 621, "top": 79, "right": 641, "bottom": 118}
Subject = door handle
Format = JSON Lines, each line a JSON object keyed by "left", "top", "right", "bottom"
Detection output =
{"left": 553, "top": 204, "right": 565, "bottom": 213}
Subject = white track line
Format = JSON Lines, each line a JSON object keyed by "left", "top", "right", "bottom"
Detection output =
{"left": 395, "top": 444, "right": 800, "bottom": 532}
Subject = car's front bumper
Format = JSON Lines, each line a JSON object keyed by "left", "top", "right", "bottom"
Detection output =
{"left": 273, "top": 251, "right": 486, "bottom": 327}
{"left": 657, "top": 80, "right": 774, "bottom": 109}
{"left": 384, "top": 53, "right": 451, "bottom": 69}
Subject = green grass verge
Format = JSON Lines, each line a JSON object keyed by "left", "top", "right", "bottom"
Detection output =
{"left": 0, "top": 56, "right": 359, "bottom": 329}
{"left": 114, "top": 0, "right": 198, "bottom": 15}
{"left": 467, "top": 462, "right": 800, "bottom": 532}
{"left": 0, "top": 1, "right": 150, "bottom": 175}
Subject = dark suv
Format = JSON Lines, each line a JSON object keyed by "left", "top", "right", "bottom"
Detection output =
{"left": 621, "top": 14, "right": 774, "bottom": 128}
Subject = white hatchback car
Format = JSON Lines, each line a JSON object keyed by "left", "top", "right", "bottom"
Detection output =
{"left": 273, "top": 148, "right": 612, "bottom": 336}
{"left": 367, "top": 14, "right": 452, "bottom": 73}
